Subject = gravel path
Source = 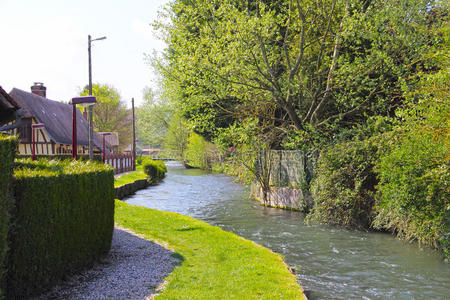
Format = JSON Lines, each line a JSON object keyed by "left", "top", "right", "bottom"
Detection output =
{"left": 34, "top": 226, "right": 178, "bottom": 300}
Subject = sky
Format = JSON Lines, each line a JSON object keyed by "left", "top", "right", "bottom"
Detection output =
{"left": 0, "top": 0, "right": 170, "bottom": 106}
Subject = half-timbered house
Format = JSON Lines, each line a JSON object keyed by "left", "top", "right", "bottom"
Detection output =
{"left": 0, "top": 83, "right": 105, "bottom": 157}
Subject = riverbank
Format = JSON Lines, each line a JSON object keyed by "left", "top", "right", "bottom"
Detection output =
{"left": 115, "top": 200, "right": 305, "bottom": 299}
{"left": 114, "top": 165, "right": 147, "bottom": 188}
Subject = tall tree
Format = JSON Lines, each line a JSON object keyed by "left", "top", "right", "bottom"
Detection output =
{"left": 154, "top": 0, "right": 442, "bottom": 148}
{"left": 163, "top": 111, "right": 191, "bottom": 160}
{"left": 80, "top": 83, "right": 132, "bottom": 151}
{"left": 136, "top": 87, "right": 173, "bottom": 148}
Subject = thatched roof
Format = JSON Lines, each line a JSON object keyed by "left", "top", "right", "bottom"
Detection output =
{"left": 0, "top": 86, "right": 20, "bottom": 124}
{"left": 8, "top": 88, "right": 102, "bottom": 148}
{"left": 0, "top": 86, "right": 19, "bottom": 110}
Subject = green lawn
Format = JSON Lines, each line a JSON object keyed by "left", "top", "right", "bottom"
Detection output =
{"left": 114, "top": 165, "right": 147, "bottom": 188}
{"left": 115, "top": 200, "right": 305, "bottom": 299}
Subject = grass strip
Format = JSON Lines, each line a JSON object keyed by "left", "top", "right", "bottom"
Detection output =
{"left": 114, "top": 165, "right": 147, "bottom": 188}
{"left": 115, "top": 200, "right": 305, "bottom": 299}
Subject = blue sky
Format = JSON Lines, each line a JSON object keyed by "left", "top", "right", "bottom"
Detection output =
{"left": 0, "top": 0, "right": 170, "bottom": 106}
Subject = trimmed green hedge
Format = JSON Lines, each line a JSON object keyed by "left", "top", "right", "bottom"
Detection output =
{"left": 0, "top": 135, "right": 17, "bottom": 299}
{"left": 16, "top": 154, "right": 102, "bottom": 161}
{"left": 142, "top": 158, "right": 167, "bottom": 184}
{"left": 8, "top": 159, "right": 114, "bottom": 298}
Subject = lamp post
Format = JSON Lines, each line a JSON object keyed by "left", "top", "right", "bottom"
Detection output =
{"left": 70, "top": 96, "right": 97, "bottom": 160}
{"left": 100, "top": 132, "right": 112, "bottom": 163}
{"left": 88, "top": 35, "right": 107, "bottom": 161}
{"left": 31, "top": 123, "right": 45, "bottom": 161}
{"left": 132, "top": 97, "right": 136, "bottom": 170}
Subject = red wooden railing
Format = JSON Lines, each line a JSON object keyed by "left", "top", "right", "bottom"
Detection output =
{"left": 104, "top": 154, "right": 134, "bottom": 174}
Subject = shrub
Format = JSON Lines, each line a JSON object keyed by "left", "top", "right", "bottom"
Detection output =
{"left": 308, "top": 137, "right": 383, "bottom": 229}
{"left": 373, "top": 18, "right": 449, "bottom": 259}
{"left": 8, "top": 159, "right": 114, "bottom": 297}
{"left": 374, "top": 99, "right": 449, "bottom": 258}
{"left": 184, "top": 132, "right": 207, "bottom": 169}
{"left": 0, "top": 135, "right": 17, "bottom": 299}
{"left": 375, "top": 130, "right": 449, "bottom": 255}
{"left": 142, "top": 158, "right": 167, "bottom": 184}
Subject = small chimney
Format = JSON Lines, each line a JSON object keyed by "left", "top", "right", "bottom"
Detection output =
{"left": 31, "top": 82, "right": 46, "bottom": 98}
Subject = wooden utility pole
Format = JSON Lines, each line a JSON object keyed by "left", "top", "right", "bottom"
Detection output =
{"left": 132, "top": 97, "right": 136, "bottom": 170}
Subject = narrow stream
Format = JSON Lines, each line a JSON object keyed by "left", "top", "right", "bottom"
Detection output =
{"left": 126, "top": 162, "right": 449, "bottom": 299}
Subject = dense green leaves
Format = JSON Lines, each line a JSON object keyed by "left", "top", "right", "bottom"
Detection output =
{"left": 0, "top": 135, "right": 17, "bottom": 299}
{"left": 374, "top": 17, "right": 450, "bottom": 258}
{"left": 163, "top": 112, "right": 191, "bottom": 159}
{"left": 155, "top": 0, "right": 441, "bottom": 146}
{"left": 184, "top": 132, "right": 219, "bottom": 169}
{"left": 142, "top": 157, "right": 167, "bottom": 184}
{"left": 80, "top": 83, "right": 132, "bottom": 151}
{"left": 136, "top": 88, "right": 173, "bottom": 148}
{"left": 152, "top": 0, "right": 449, "bottom": 257}
{"left": 308, "top": 136, "right": 384, "bottom": 229}
{"left": 8, "top": 159, "right": 114, "bottom": 297}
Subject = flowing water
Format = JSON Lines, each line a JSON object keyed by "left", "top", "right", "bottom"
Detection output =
{"left": 126, "top": 162, "right": 449, "bottom": 299}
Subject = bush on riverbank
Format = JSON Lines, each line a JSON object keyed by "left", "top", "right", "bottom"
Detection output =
{"left": 0, "top": 135, "right": 17, "bottom": 298}
{"left": 142, "top": 157, "right": 167, "bottom": 184}
{"left": 373, "top": 47, "right": 450, "bottom": 258}
{"left": 308, "top": 90, "right": 449, "bottom": 257}
{"left": 184, "top": 132, "right": 220, "bottom": 170}
{"left": 8, "top": 158, "right": 114, "bottom": 298}
{"left": 115, "top": 200, "right": 305, "bottom": 299}
{"left": 308, "top": 135, "right": 382, "bottom": 229}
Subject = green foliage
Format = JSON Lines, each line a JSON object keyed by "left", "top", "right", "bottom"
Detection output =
{"left": 115, "top": 200, "right": 305, "bottom": 299}
{"left": 308, "top": 135, "right": 387, "bottom": 229}
{"left": 214, "top": 119, "right": 262, "bottom": 184}
{"left": 163, "top": 112, "right": 191, "bottom": 160}
{"left": 184, "top": 132, "right": 219, "bottom": 170}
{"left": 154, "top": 0, "right": 441, "bottom": 147}
{"left": 152, "top": 0, "right": 449, "bottom": 258}
{"left": 80, "top": 83, "right": 132, "bottom": 151}
{"left": 8, "top": 159, "right": 114, "bottom": 298}
{"left": 375, "top": 128, "right": 449, "bottom": 254}
{"left": 373, "top": 17, "right": 450, "bottom": 257}
{"left": 136, "top": 87, "right": 173, "bottom": 148}
{"left": 142, "top": 157, "right": 167, "bottom": 184}
{"left": 0, "top": 135, "right": 17, "bottom": 298}
{"left": 184, "top": 132, "right": 207, "bottom": 168}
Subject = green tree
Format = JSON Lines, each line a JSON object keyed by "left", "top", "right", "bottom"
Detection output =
{"left": 136, "top": 87, "right": 173, "bottom": 149}
{"left": 163, "top": 112, "right": 190, "bottom": 160}
{"left": 374, "top": 13, "right": 450, "bottom": 257}
{"left": 80, "top": 83, "right": 132, "bottom": 151}
{"left": 154, "top": 0, "right": 439, "bottom": 148}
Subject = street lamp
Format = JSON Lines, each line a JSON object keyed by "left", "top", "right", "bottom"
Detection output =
{"left": 88, "top": 35, "right": 107, "bottom": 161}
{"left": 100, "top": 132, "right": 112, "bottom": 163}
{"left": 31, "top": 123, "right": 45, "bottom": 161}
{"left": 70, "top": 96, "right": 97, "bottom": 160}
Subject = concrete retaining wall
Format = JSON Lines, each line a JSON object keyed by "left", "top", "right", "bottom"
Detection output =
{"left": 253, "top": 150, "right": 317, "bottom": 211}
{"left": 250, "top": 183, "right": 313, "bottom": 211}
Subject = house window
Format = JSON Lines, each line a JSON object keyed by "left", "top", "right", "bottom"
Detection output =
{"left": 18, "top": 118, "right": 32, "bottom": 142}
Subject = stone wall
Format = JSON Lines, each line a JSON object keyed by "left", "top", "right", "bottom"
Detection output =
{"left": 115, "top": 179, "right": 149, "bottom": 200}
